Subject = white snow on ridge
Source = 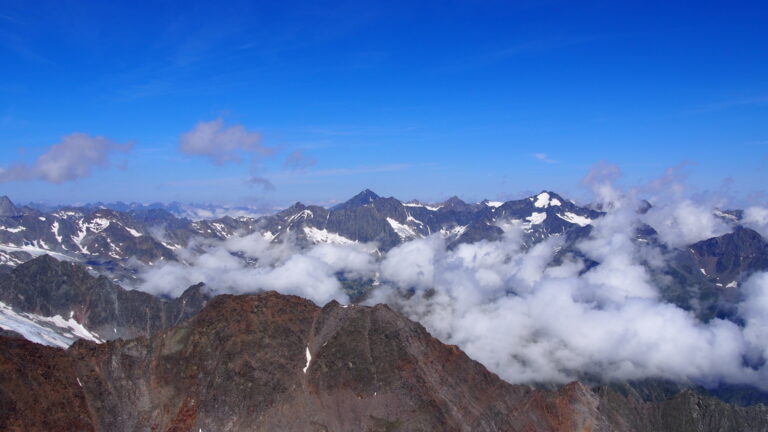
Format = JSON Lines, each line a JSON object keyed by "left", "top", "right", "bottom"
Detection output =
{"left": 387, "top": 218, "right": 417, "bottom": 239}
{"left": 0, "top": 225, "right": 25, "bottom": 233}
{"left": 303, "top": 226, "right": 356, "bottom": 245}
{"left": 485, "top": 201, "right": 504, "bottom": 208}
{"left": 0, "top": 301, "right": 103, "bottom": 348}
{"left": 533, "top": 192, "right": 562, "bottom": 209}
{"left": 287, "top": 210, "right": 314, "bottom": 224}
{"left": 557, "top": 212, "right": 592, "bottom": 227}
{"left": 534, "top": 193, "right": 551, "bottom": 208}
{"left": 403, "top": 202, "right": 442, "bottom": 211}
{"left": 85, "top": 218, "right": 111, "bottom": 233}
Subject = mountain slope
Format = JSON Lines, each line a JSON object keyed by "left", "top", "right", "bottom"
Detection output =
{"left": 0, "top": 255, "right": 209, "bottom": 343}
{"left": 0, "top": 291, "right": 766, "bottom": 431}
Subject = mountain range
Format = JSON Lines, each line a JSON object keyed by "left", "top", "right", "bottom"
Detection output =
{"left": 1, "top": 190, "right": 768, "bottom": 430}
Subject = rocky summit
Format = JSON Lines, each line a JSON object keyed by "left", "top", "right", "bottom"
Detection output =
{"left": 0, "top": 290, "right": 766, "bottom": 432}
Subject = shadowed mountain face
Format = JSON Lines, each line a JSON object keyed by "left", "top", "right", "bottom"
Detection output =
{"left": 0, "top": 255, "right": 209, "bottom": 342}
{"left": 661, "top": 227, "right": 768, "bottom": 321}
{"left": 1, "top": 291, "right": 767, "bottom": 432}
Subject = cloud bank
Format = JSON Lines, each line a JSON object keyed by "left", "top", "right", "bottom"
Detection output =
{"left": 130, "top": 181, "right": 768, "bottom": 391}
{"left": 0, "top": 133, "right": 133, "bottom": 183}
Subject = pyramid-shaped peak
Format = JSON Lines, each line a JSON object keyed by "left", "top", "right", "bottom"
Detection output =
{"left": 445, "top": 196, "right": 465, "bottom": 204}
{"left": 442, "top": 196, "right": 474, "bottom": 211}
{"left": 354, "top": 189, "right": 380, "bottom": 200}
{"left": 332, "top": 189, "right": 381, "bottom": 210}
{"left": 0, "top": 196, "right": 22, "bottom": 217}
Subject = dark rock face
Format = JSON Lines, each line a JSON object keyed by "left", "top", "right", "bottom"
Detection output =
{"left": 688, "top": 227, "right": 768, "bottom": 286}
{"left": 0, "top": 291, "right": 766, "bottom": 432}
{"left": 0, "top": 255, "right": 209, "bottom": 340}
{"left": 660, "top": 227, "right": 768, "bottom": 321}
{"left": 0, "top": 336, "right": 95, "bottom": 432}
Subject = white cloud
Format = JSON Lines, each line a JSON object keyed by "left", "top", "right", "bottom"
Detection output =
{"left": 581, "top": 161, "right": 624, "bottom": 209}
{"left": 643, "top": 200, "right": 732, "bottom": 248}
{"left": 179, "top": 118, "right": 271, "bottom": 165}
{"left": 130, "top": 188, "right": 768, "bottom": 391}
{"left": 0, "top": 133, "right": 132, "bottom": 183}
{"left": 743, "top": 206, "right": 768, "bottom": 239}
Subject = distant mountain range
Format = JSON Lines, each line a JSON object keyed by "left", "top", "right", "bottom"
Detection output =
{"left": 0, "top": 189, "right": 602, "bottom": 267}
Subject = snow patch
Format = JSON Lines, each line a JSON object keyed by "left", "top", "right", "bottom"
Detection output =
{"left": 387, "top": 218, "right": 417, "bottom": 239}
{"left": 557, "top": 212, "right": 592, "bottom": 227}
{"left": 526, "top": 212, "right": 547, "bottom": 225}
{"left": 123, "top": 225, "right": 142, "bottom": 237}
{"left": 303, "top": 346, "right": 312, "bottom": 373}
{"left": 404, "top": 202, "right": 442, "bottom": 211}
{"left": 0, "top": 225, "right": 25, "bottom": 233}
{"left": 51, "top": 221, "right": 63, "bottom": 243}
{"left": 303, "top": 226, "right": 356, "bottom": 245}
{"left": 0, "top": 301, "right": 103, "bottom": 348}
{"left": 534, "top": 193, "right": 551, "bottom": 208}
{"left": 439, "top": 225, "right": 468, "bottom": 239}
{"left": 85, "top": 218, "right": 111, "bottom": 233}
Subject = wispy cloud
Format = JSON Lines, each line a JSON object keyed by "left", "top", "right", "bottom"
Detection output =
{"left": 283, "top": 150, "right": 317, "bottom": 171}
{"left": 531, "top": 153, "right": 558, "bottom": 164}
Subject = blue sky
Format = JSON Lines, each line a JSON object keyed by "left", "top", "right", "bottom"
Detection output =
{"left": 1, "top": 0, "right": 767, "bottom": 207}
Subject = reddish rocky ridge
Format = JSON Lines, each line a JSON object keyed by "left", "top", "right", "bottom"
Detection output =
{"left": 1, "top": 291, "right": 766, "bottom": 431}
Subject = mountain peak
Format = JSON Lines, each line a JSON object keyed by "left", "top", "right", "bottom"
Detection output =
{"left": 354, "top": 188, "right": 379, "bottom": 200}
{"left": 0, "top": 196, "right": 22, "bottom": 217}
{"left": 332, "top": 189, "right": 381, "bottom": 210}
{"left": 530, "top": 191, "right": 566, "bottom": 209}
